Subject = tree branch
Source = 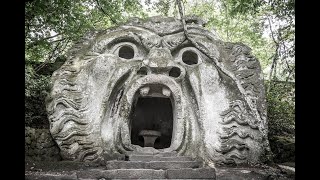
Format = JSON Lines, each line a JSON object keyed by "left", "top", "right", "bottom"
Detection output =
{"left": 94, "top": 0, "right": 117, "bottom": 25}
{"left": 26, "top": 33, "right": 63, "bottom": 49}
{"left": 50, "top": 38, "right": 67, "bottom": 44}
{"left": 284, "top": 57, "right": 294, "bottom": 82}
{"left": 221, "top": 1, "right": 229, "bottom": 40}
{"left": 35, "top": 39, "right": 70, "bottom": 72}
{"left": 267, "top": 16, "right": 278, "bottom": 44}
{"left": 267, "top": 44, "right": 279, "bottom": 93}
{"left": 267, "top": 15, "right": 281, "bottom": 92}
{"left": 34, "top": 41, "right": 62, "bottom": 72}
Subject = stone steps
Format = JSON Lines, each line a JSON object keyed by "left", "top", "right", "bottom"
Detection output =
{"left": 167, "top": 168, "right": 216, "bottom": 179}
{"left": 127, "top": 147, "right": 178, "bottom": 156}
{"left": 76, "top": 167, "right": 216, "bottom": 179}
{"left": 130, "top": 151, "right": 178, "bottom": 157}
{"left": 25, "top": 160, "right": 294, "bottom": 179}
{"left": 128, "top": 154, "right": 194, "bottom": 161}
{"left": 25, "top": 151, "right": 217, "bottom": 179}
{"left": 106, "top": 160, "right": 203, "bottom": 170}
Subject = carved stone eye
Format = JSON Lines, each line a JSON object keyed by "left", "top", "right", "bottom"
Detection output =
{"left": 182, "top": 50, "right": 198, "bottom": 65}
{"left": 118, "top": 45, "right": 134, "bottom": 59}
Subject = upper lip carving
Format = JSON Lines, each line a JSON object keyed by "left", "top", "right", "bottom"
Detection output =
{"left": 138, "top": 85, "right": 172, "bottom": 98}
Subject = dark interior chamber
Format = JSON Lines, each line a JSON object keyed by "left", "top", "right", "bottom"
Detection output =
{"left": 130, "top": 97, "right": 173, "bottom": 149}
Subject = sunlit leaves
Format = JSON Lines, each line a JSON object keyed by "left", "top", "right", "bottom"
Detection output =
{"left": 186, "top": 0, "right": 273, "bottom": 69}
{"left": 25, "top": 0, "right": 146, "bottom": 63}
{"left": 266, "top": 81, "right": 295, "bottom": 136}
{"left": 224, "top": 0, "right": 265, "bottom": 16}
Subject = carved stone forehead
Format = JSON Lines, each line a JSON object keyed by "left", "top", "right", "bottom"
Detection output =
{"left": 89, "top": 16, "right": 220, "bottom": 57}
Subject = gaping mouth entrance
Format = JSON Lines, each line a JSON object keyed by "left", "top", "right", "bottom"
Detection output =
{"left": 129, "top": 84, "right": 173, "bottom": 149}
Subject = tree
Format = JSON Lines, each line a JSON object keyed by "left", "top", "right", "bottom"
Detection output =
{"left": 25, "top": 0, "right": 148, "bottom": 128}
{"left": 25, "top": 0, "right": 147, "bottom": 69}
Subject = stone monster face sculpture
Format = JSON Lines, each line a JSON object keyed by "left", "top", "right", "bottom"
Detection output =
{"left": 46, "top": 16, "right": 270, "bottom": 165}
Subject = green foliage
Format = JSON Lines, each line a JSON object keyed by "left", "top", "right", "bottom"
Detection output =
{"left": 265, "top": 80, "right": 295, "bottom": 163}
{"left": 25, "top": 65, "right": 51, "bottom": 128}
{"left": 184, "top": 0, "right": 295, "bottom": 77}
{"left": 269, "top": 135, "right": 295, "bottom": 163}
{"left": 25, "top": 0, "right": 148, "bottom": 128}
{"left": 145, "top": 0, "right": 177, "bottom": 16}
{"left": 266, "top": 81, "right": 295, "bottom": 137}
{"left": 223, "top": 0, "right": 264, "bottom": 16}
{"left": 25, "top": 0, "right": 147, "bottom": 63}
{"left": 187, "top": 0, "right": 273, "bottom": 69}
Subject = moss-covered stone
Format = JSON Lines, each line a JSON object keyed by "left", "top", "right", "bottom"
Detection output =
{"left": 25, "top": 127, "right": 61, "bottom": 161}
{"left": 269, "top": 135, "right": 295, "bottom": 163}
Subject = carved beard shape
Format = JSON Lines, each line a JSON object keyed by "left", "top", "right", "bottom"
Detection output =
{"left": 46, "top": 18, "right": 269, "bottom": 165}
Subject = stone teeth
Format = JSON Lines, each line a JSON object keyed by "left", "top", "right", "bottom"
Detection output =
{"left": 162, "top": 87, "right": 171, "bottom": 97}
{"left": 139, "top": 87, "right": 150, "bottom": 96}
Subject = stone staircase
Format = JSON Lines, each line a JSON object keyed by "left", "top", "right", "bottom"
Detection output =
{"left": 25, "top": 150, "right": 294, "bottom": 179}
{"left": 76, "top": 149, "right": 216, "bottom": 179}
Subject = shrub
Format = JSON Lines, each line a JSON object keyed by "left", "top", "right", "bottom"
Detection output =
{"left": 266, "top": 81, "right": 295, "bottom": 163}
{"left": 25, "top": 65, "right": 51, "bottom": 129}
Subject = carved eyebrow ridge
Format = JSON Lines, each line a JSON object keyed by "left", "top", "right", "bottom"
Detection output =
{"left": 107, "top": 27, "right": 214, "bottom": 55}
{"left": 107, "top": 33, "right": 144, "bottom": 49}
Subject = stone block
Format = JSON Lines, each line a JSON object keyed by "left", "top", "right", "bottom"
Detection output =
{"left": 146, "top": 161, "right": 202, "bottom": 170}
{"left": 25, "top": 172, "right": 77, "bottom": 180}
{"left": 129, "top": 155, "right": 193, "bottom": 162}
{"left": 106, "top": 160, "right": 202, "bottom": 170}
{"left": 106, "top": 161, "right": 145, "bottom": 169}
{"left": 76, "top": 168, "right": 166, "bottom": 179}
{"left": 166, "top": 168, "right": 216, "bottom": 179}
{"left": 215, "top": 167, "right": 278, "bottom": 180}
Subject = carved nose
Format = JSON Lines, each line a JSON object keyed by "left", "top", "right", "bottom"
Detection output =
{"left": 146, "top": 48, "right": 173, "bottom": 68}
{"left": 138, "top": 48, "right": 184, "bottom": 79}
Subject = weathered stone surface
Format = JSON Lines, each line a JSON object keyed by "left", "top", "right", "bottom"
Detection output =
{"left": 129, "top": 155, "right": 193, "bottom": 162}
{"left": 106, "top": 160, "right": 202, "bottom": 170}
{"left": 215, "top": 167, "right": 294, "bottom": 180}
{"left": 216, "top": 169, "right": 267, "bottom": 180}
{"left": 103, "top": 152, "right": 126, "bottom": 161}
{"left": 106, "top": 160, "right": 145, "bottom": 169}
{"left": 25, "top": 171, "right": 77, "bottom": 180}
{"left": 24, "top": 160, "right": 294, "bottom": 180}
{"left": 166, "top": 168, "right": 216, "bottom": 179}
{"left": 147, "top": 161, "right": 202, "bottom": 169}
{"left": 46, "top": 15, "right": 270, "bottom": 165}
{"left": 25, "top": 127, "right": 61, "bottom": 162}
{"left": 77, "top": 168, "right": 166, "bottom": 179}
{"left": 128, "top": 147, "right": 178, "bottom": 156}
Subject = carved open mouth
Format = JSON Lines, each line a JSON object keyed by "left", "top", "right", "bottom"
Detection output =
{"left": 120, "top": 74, "right": 184, "bottom": 152}
{"left": 129, "top": 84, "right": 174, "bottom": 149}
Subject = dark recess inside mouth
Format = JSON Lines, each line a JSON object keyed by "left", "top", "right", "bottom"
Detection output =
{"left": 130, "top": 97, "right": 173, "bottom": 149}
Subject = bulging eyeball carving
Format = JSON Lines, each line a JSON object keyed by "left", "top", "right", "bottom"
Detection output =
{"left": 47, "top": 16, "right": 270, "bottom": 165}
